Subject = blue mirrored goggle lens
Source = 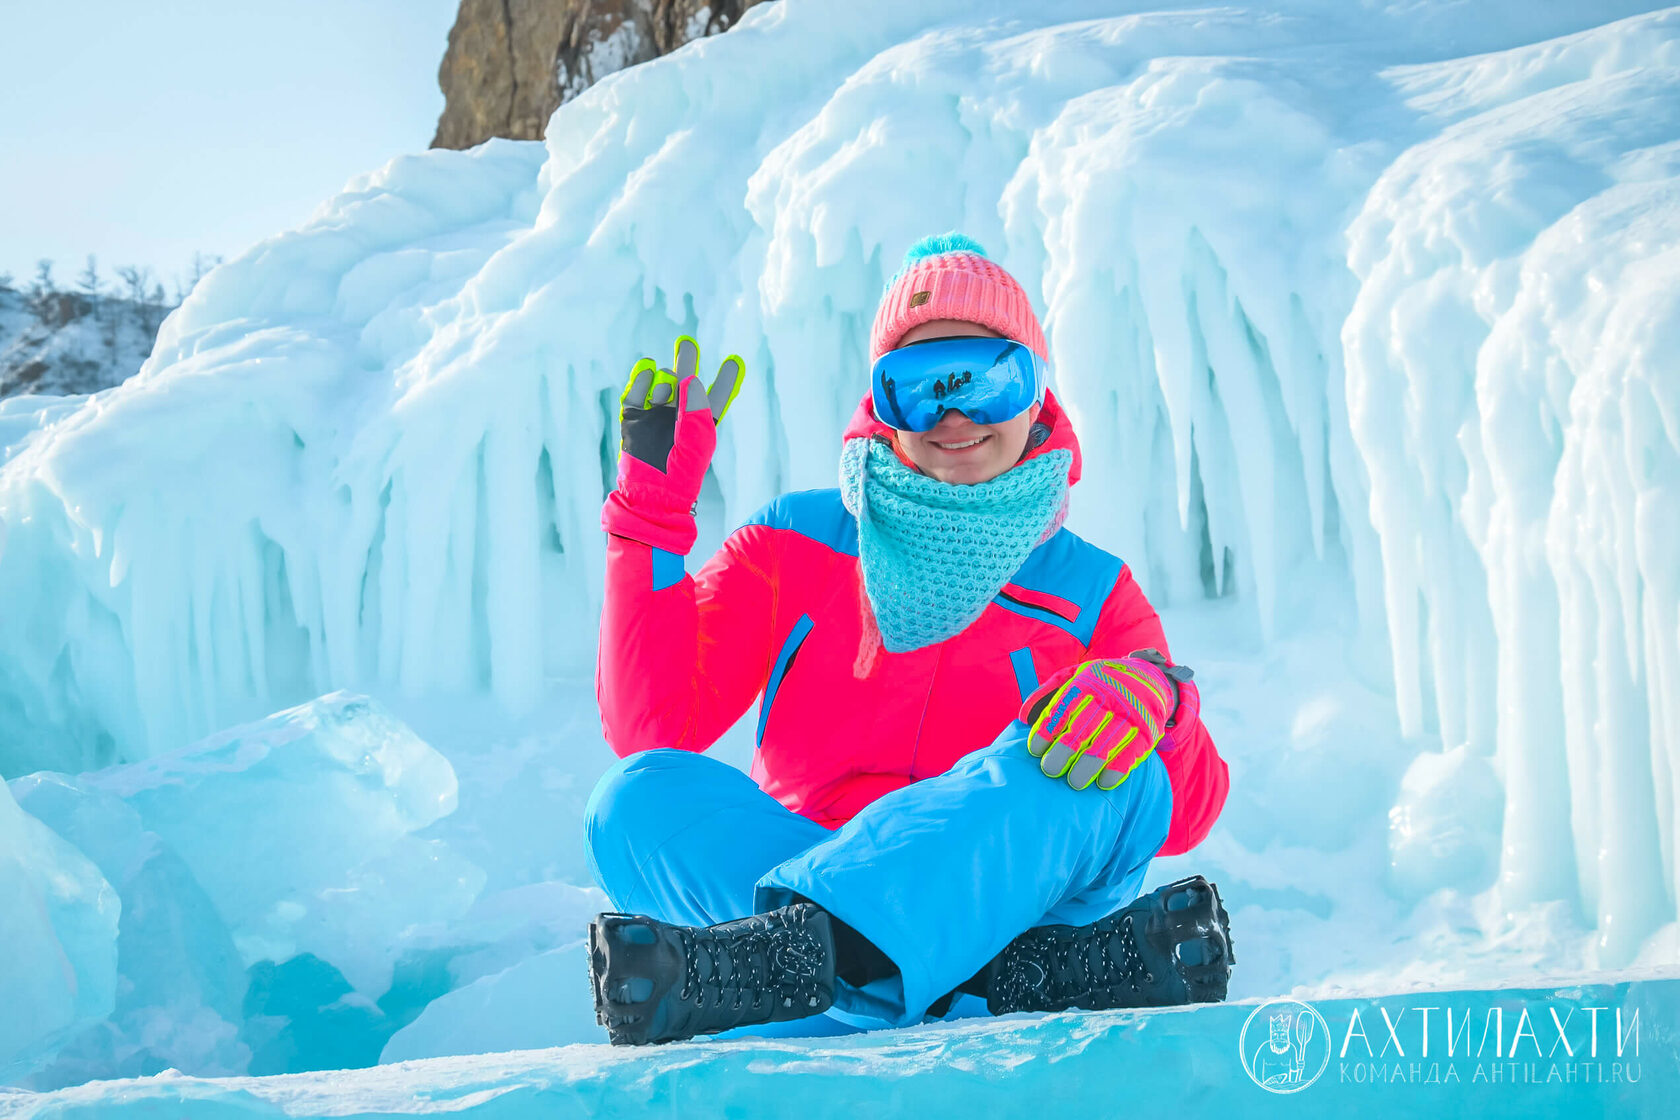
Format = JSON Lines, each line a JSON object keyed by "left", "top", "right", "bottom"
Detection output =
{"left": 870, "top": 337, "right": 1044, "bottom": 432}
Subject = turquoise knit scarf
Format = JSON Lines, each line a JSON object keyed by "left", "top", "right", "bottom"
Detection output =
{"left": 838, "top": 437, "right": 1073, "bottom": 653}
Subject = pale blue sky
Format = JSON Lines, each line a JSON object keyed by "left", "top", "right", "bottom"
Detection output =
{"left": 0, "top": 0, "right": 462, "bottom": 294}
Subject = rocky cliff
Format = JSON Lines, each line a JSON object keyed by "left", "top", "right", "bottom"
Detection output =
{"left": 432, "top": 0, "right": 765, "bottom": 149}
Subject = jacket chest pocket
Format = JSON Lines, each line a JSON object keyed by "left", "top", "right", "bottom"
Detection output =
{"left": 993, "top": 582, "right": 1086, "bottom": 639}
{"left": 756, "top": 614, "right": 814, "bottom": 747}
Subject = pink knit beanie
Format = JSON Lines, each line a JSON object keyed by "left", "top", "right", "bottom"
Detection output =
{"left": 869, "top": 233, "right": 1047, "bottom": 362}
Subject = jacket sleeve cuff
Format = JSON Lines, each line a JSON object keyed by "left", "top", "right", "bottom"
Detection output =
{"left": 601, "top": 490, "right": 698, "bottom": 554}
{"left": 1158, "top": 677, "right": 1202, "bottom": 752}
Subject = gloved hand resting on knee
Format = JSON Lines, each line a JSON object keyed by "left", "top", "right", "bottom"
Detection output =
{"left": 1021, "top": 649, "right": 1199, "bottom": 791}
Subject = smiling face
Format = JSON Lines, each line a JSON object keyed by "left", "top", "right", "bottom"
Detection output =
{"left": 888, "top": 319, "right": 1041, "bottom": 485}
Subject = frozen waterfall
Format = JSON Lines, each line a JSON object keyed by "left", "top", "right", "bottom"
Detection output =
{"left": 0, "top": 0, "right": 1677, "bottom": 1098}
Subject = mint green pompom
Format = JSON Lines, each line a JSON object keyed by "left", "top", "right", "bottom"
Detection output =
{"left": 886, "top": 231, "right": 989, "bottom": 291}
{"left": 902, "top": 231, "right": 988, "bottom": 266}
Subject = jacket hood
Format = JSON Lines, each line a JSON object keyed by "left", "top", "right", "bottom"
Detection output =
{"left": 840, "top": 387, "right": 1084, "bottom": 486}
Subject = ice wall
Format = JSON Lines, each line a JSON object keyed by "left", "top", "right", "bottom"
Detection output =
{"left": 1342, "top": 22, "right": 1680, "bottom": 962}
{"left": 0, "top": 0, "right": 1675, "bottom": 979}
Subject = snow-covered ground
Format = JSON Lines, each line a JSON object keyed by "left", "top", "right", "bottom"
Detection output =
{"left": 0, "top": 0, "right": 1677, "bottom": 1112}
{"left": 0, "top": 285, "right": 162, "bottom": 400}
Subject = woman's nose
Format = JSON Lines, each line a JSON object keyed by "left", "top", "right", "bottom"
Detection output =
{"left": 932, "top": 409, "right": 978, "bottom": 430}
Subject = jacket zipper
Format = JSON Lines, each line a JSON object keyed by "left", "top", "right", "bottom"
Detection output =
{"left": 907, "top": 641, "right": 946, "bottom": 777}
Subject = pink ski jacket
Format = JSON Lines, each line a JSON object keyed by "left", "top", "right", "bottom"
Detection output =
{"left": 597, "top": 390, "right": 1229, "bottom": 856}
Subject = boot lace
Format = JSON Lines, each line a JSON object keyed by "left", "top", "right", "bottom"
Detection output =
{"left": 678, "top": 914, "right": 825, "bottom": 1013}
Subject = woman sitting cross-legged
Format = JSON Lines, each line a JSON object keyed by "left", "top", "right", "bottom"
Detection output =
{"left": 585, "top": 233, "right": 1233, "bottom": 1045}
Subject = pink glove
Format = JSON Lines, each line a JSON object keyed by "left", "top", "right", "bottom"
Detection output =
{"left": 1019, "top": 651, "right": 1196, "bottom": 790}
{"left": 601, "top": 337, "right": 743, "bottom": 554}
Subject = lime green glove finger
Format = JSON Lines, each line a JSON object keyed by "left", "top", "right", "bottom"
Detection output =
{"left": 1038, "top": 708, "right": 1112, "bottom": 784}
{"left": 648, "top": 364, "right": 680, "bottom": 406}
{"left": 707, "top": 354, "right": 745, "bottom": 423}
{"left": 668, "top": 334, "right": 745, "bottom": 423}
{"left": 620, "top": 358, "right": 659, "bottom": 413}
{"left": 662, "top": 336, "right": 699, "bottom": 408}
{"left": 1064, "top": 715, "right": 1122, "bottom": 790}
{"left": 1029, "top": 692, "right": 1099, "bottom": 778}
{"left": 1094, "top": 727, "right": 1146, "bottom": 791}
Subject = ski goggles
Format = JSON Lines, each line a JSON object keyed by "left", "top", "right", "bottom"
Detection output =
{"left": 869, "top": 336, "right": 1048, "bottom": 432}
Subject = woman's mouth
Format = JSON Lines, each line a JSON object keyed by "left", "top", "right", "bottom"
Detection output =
{"left": 929, "top": 434, "right": 991, "bottom": 451}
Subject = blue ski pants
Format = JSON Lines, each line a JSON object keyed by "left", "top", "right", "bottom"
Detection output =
{"left": 583, "top": 722, "right": 1173, "bottom": 1033}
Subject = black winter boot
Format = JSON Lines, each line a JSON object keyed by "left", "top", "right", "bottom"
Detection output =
{"left": 983, "top": 874, "right": 1234, "bottom": 1014}
{"left": 589, "top": 903, "right": 837, "bottom": 1045}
